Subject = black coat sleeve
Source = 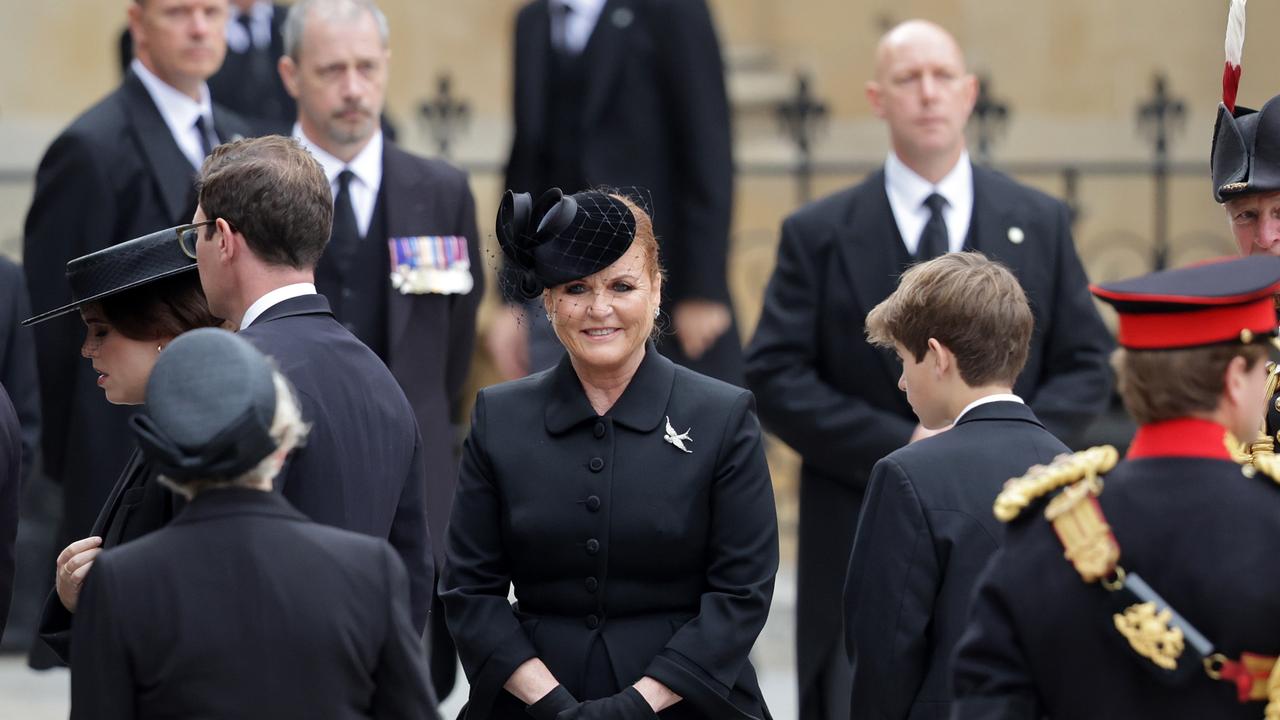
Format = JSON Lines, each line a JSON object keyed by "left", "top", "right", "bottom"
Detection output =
{"left": 23, "top": 131, "right": 112, "bottom": 483}
{"left": 0, "top": 259, "right": 40, "bottom": 481}
{"left": 745, "top": 215, "right": 915, "bottom": 485}
{"left": 440, "top": 392, "right": 542, "bottom": 712}
{"left": 843, "top": 457, "right": 936, "bottom": 720}
{"left": 446, "top": 176, "right": 483, "bottom": 420}
{"left": 651, "top": 0, "right": 734, "bottom": 306}
{"left": 643, "top": 392, "right": 778, "bottom": 710}
{"left": 1024, "top": 203, "right": 1113, "bottom": 444}
{"left": 950, "top": 549, "right": 1044, "bottom": 720}
{"left": 0, "top": 388, "right": 19, "bottom": 640}
{"left": 389, "top": 423, "right": 434, "bottom": 635}
{"left": 372, "top": 542, "right": 440, "bottom": 719}
{"left": 70, "top": 559, "right": 136, "bottom": 720}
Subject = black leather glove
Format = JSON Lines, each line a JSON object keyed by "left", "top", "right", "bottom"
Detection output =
{"left": 526, "top": 685, "right": 579, "bottom": 720}
{"left": 556, "top": 687, "right": 658, "bottom": 720}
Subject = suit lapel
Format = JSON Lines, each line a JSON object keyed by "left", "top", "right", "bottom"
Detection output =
{"left": 122, "top": 71, "right": 198, "bottom": 223}
{"left": 838, "top": 171, "right": 913, "bottom": 386}
{"left": 580, "top": 0, "right": 633, "bottom": 126}
{"left": 381, "top": 145, "right": 435, "bottom": 352}
{"left": 966, "top": 167, "right": 1028, "bottom": 273}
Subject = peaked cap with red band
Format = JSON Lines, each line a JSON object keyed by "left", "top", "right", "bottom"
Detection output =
{"left": 1090, "top": 256, "right": 1280, "bottom": 350}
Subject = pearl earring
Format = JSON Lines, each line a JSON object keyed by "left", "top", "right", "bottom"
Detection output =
{"left": 156, "top": 344, "right": 164, "bottom": 353}
{"left": 653, "top": 307, "right": 660, "bottom": 319}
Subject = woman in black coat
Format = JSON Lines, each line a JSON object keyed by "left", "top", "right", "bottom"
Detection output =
{"left": 24, "top": 224, "right": 223, "bottom": 663}
{"left": 441, "top": 189, "right": 778, "bottom": 720}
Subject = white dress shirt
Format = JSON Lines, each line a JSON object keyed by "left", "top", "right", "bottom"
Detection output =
{"left": 226, "top": 1, "right": 275, "bottom": 53}
{"left": 884, "top": 150, "right": 974, "bottom": 256}
{"left": 240, "top": 283, "right": 318, "bottom": 329}
{"left": 954, "top": 393, "right": 1024, "bottom": 423}
{"left": 552, "top": 0, "right": 607, "bottom": 54}
{"left": 131, "top": 59, "right": 215, "bottom": 170}
{"left": 294, "top": 125, "right": 384, "bottom": 238}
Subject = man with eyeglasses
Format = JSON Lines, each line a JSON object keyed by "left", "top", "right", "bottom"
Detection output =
{"left": 22, "top": 0, "right": 251, "bottom": 651}
{"left": 186, "top": 134, "right": 435, "bottom": 643}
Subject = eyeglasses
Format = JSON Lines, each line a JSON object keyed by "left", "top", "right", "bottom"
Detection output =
{"left": 176, "top": 220, "right": 217, "bottom": 259}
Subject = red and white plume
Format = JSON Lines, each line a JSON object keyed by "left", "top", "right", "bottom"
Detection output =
{"left": 1224, "top": 0, "right": 1247, "bottom": 112}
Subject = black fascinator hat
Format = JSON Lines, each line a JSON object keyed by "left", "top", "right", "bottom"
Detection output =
{"left": 496, "top": 188, "right": 640, "bottom": 299}
{"left": 130, "top": 328, "right": 280, "bottom": 481}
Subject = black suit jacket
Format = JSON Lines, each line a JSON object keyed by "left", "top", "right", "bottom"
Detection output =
{"left": 70, "top": 487, "right": 436, "bottom": 719}
{"left": 743, "top": 165, "right": 1114, "bottom": 700}
{"left": 843, "top": 402, "right": 1068, "bottom": 720}
{"left": 238, "top": 294, "right": 433, "bottom": 633}
{"left": 22, "top": 70, "right": 249, "bottom": 543}
{"left": 441, "top": 346, "right": 777, "bottom": 719}
{"left": 0, "top": 257, "right": 40, "bottom": 485}
{"left": 505, "top": 0, "right": 742, "bottom": 383}
{"left": 952, "top": 443, "right": 1280, "bottom": 719}
{"left": 207, "top": 4, "right": 295, "bottom": 130}
{"left": 0, "top": 385, "right": 21, "bottom": 641}
{"left": 379, "top": 143, "right": 482, "bottom": 560}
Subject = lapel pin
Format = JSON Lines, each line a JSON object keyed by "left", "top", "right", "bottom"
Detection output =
{"left": 612, "top": 7, "right": 634, "bottom": 28}
{"left": 1007, "top": 226, "right": 1025, "bottom": 245}
{"left": 663, "top": 416, "right": 692, "bottom": 453}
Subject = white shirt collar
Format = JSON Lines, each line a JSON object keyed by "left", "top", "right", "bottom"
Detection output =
{"left": 239, "top": 283, "right": 317, "bottom": 329}
{"left": 293, "top": 124, "right": 384, "bottom": 194}
{"left": 132, "top": 57, "right": 213, "bottom": 133}
{"left": 884, "top": 150, "right": 974, "bottom": 255}
{"left": 955, "top": 393, "right": 1024, "bottom": 423}
{"left": 553, "top": 0, "right": 607, "bottom": 54}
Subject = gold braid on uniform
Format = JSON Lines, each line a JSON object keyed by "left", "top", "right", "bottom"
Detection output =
{"left": 1247, "top": 446, "right": 1280, "bottom": 487}
{"left": 1238, "top": 360, "right": 1280, "bottom": 465}
{"left": 992, "top": 446, "right": 1120, "bottom": 523}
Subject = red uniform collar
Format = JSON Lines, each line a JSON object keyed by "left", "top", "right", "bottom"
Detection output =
{"left": 1126, "top": 417, "right": 1236, "bottom": 461}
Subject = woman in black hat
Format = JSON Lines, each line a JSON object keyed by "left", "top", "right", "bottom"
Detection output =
{"left": 440, "top": 190, "right": 778, "bottom": 720}
{"left": 69, "top": 327, "right": 437, "bottom": 719}
{"left": 24, "top": 223, "right": 223, "bottom": 664}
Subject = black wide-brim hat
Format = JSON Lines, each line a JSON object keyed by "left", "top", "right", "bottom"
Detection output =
{"left": 22, "top": 224, "right": 198, "bottom": 326}
{"left": 131, "top": 327, "right": 279, "bottom": 481}
{"left": 496, "top": 188, "right": 640, "bottom": 299}
{"left": 1210, "top": 95, "right": 1280, "bottom": 203}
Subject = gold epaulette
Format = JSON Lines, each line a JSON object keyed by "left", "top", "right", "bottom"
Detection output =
{"left": 1247, "top": 450, "right": 1280, "bottom": 487}
{"left": 993, "top": 446, "right": 1120, "bottom": 522}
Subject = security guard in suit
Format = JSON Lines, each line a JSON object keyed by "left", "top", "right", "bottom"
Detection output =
{"left": 952, "top": 255, "right": 1280, "bottom": 719}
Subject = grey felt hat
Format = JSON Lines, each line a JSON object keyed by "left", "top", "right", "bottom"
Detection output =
{"left": 130, "top": 328, "right": 279, "bottom": 481}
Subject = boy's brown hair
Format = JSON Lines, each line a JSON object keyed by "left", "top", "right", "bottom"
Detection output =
{"left": 866, "top": 252, "right": 1033, "bottom": 387}
{"left": 1113, "top": 344, "right": 1269, "bottom": 424}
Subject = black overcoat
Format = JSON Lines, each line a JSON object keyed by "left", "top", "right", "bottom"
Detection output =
{"left": 239, "top": 294, "right": 434, "bottom": 633}
{"left": 952, "top": 420, "right": 1280, "bottom": 718}
{"left": 743, "top": 165, "right": 1114, "bottom": 718}
{"left": 0, "top": 384, "right": 21, "bottom": 641}
{"left": 70, "top": 487, "right": 436, "bottom": 720}
{"left": 843, "top": 402, "right": 1068, "bottom": 720}
{"left": 22, "top": 70, "right": 249, "bottom": 545}
{"left": 0, "top": 257, "right": 40, "bottom": 481}
{"left": 505, "top": 0, "right": 741, "bottom": 383}
{"left": 441, "top": 347, "right": 778, "bottom": 719}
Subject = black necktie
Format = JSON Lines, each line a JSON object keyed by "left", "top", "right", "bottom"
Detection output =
{"left": 193, "top": 115, "right": 215, "bottom": 161}
{"left": 917, "top": 192, "right": 949, "bottom": 262}
{"left": 236, "top": 13, "right": 256, "bottom": 50}
{"left": 329, "top": 169, "right": 359, "bottom": 268}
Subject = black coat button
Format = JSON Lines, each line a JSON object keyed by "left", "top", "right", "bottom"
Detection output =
{"left": 585, "top": 538, "right": 600, "bottom": 555}
{"left": 585, "top": 495, "right": 601, "bottom": 512}
{"left": 586, "top": 614, "right": 600, "bottom": 629}
{"left": 593, "top": 422, "right": 606, "bottom": 438}
{"left": 588, "top": 457, "right": 604, "bottom": 472}
{"left": 585, "top": 576, "right": 598, "bottom": 592}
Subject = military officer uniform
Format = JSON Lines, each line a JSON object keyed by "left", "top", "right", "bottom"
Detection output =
{"left": 952, "top": 256, "right": 1280, "bottom": 719}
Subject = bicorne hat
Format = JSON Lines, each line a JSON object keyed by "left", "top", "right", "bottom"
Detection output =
{"left": 496, "top": 188, "right": 640, "bottom": 299}
{"left": 1209, "top": 0, "right": 1280, "bottom": 202}
{"left": 23, "top": 223, "right": 200, "bottom": 326}
{"left": 1090, "top": 255, "right": 1280, "bottom": 350}
{"left": 130, "top": 328, "right": 280, "bottom": 481}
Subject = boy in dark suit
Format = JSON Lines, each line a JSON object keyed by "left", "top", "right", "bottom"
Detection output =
{"left": 843, "top": 252, "right": 1070, "bottom": 719}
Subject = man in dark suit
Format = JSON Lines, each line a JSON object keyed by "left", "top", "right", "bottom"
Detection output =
{"left": 189, "top": 134, "right": 434, "bottom": 635}
{"left": 23, "top": 0, "right": 248, "bottom": 554}
{"left": 744, "top": 20, "right": 1113, "bottom": 720}
{"left": 72, "top": 328, "right": 435, "bottom": 718}
{"left": 278, "top": 0, "right": 482, "bottom": 698}
{"left": 488, "top": 0, "right": 742, "bottom": 386}
{"left": 843, "top": 253, "right": 1070, "bottom": 719}
{"left": 0, "top": 385, "right": 21, "bottom": 642}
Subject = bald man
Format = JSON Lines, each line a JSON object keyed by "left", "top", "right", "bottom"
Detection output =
{"left": 745, "top": 20, "right": 1112, "bottom": 720}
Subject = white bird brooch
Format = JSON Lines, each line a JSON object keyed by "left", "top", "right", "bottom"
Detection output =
{"left": 663, "top": 416, "right": 693, "bottom": 453}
